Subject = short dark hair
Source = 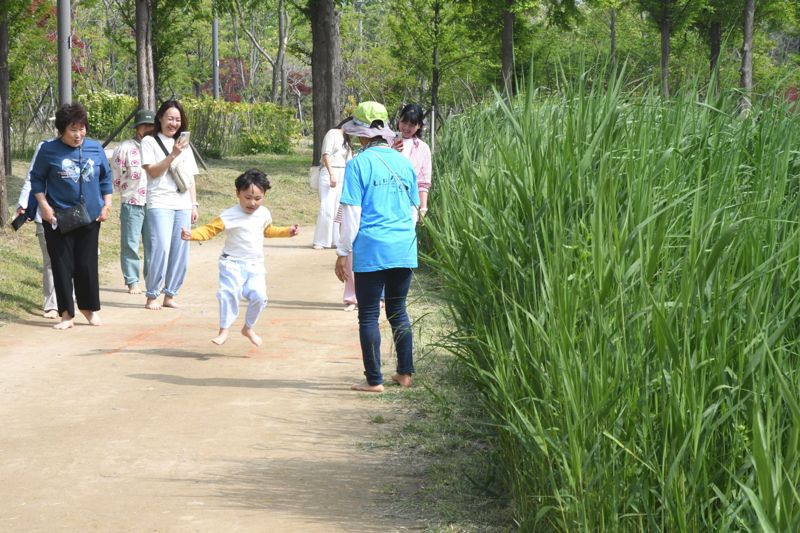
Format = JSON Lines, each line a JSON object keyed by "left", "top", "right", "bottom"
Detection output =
{"left": 55, "top": 103, "right": 89, "bottom": 135}
{"left": 399, "top": 103, "right": 425, "bottom": 137}
{"left": 235, "top": 168, "right": 271, "bottom": 193}
{"left": 154, "top": 99, "right": 189, "bottom": 138}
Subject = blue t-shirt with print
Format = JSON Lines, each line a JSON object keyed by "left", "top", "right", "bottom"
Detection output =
{"left": 340, "top": 145, "right": 420, "bottom": 272}
{"left": 30, "top": 138, "right": 113, "bottom": 220}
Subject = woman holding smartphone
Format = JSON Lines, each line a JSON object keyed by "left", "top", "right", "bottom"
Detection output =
{"left": 140, "top": 99, "right": 200, "bottom": 310}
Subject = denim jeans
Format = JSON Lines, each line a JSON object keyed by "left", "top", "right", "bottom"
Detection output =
{"left": 120, "top": 203, "right": 150, "bottom": 286}
{"left": 145, "top": 208, "right": 191, "bottom": 299}
{"left": 354, "top": 268, "right": 414, "bottom": 385}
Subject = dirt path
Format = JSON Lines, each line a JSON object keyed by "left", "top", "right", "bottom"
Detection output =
{"left": 0, "top": 229, "right": 423, "bottom": 532}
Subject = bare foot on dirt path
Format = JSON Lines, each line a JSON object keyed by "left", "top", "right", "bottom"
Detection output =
{"left": 0, "top": 228, "right": 424, "bottom": 531}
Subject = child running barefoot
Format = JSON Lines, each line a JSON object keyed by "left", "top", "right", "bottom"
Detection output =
{"left": 181, "top": 168, "right": 299, "bottom": 346}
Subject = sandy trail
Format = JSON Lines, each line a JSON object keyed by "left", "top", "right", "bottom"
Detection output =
{"left": 0, "top": 229, "right": 422, "bottom": 532}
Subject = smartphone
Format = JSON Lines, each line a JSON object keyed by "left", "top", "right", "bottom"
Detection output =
{"left": 178, "top": 131, "right": 191, "bottom": 144}
{"left": 10, "top": 213, "right": 27, "bottom": 231}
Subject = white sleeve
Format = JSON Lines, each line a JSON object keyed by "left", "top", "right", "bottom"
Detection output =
{"left": 17, "top": 176, "right": 31, "bottom": 208}
{"left": 336, "top": 204, "right": 362, "bottom": 257}
{"left": 140, "top": 136, "right": 159, "bottom": 166}
{"left": 17, "top": 141, "right": 45, "bottom": 207}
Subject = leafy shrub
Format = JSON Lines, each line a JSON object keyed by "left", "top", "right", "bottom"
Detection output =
{"left": 183, "top": 98, "right": 299, "bottom": 157}
{"left": 77, "top": 91, "right": 137, "bottom": 141}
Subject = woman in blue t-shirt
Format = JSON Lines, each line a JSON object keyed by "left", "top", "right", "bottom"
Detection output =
{"left": 334, "top": 101, "right": 420, "bottom": 392}
{"left": 30, "top": 102, "right": 113, "bottom": 330}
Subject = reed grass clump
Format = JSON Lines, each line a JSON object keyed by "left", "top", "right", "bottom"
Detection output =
{"left": 426, "top": 73, "right": 800, "bottom": 531}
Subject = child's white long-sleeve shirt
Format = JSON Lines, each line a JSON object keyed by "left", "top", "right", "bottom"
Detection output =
{"left": 189, "top": 205, "right": 293, "bottom": 261}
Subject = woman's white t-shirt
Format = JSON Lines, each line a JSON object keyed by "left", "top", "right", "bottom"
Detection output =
{"left": 141, "top": 133, "right": 199, "bottom": 210}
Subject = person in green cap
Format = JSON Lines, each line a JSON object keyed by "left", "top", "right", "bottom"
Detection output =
{"left": 334, "top": 101, "right": 421, "bottom": 392}
{"left": 111, "top": 108, "right": 155, "bottom": 294}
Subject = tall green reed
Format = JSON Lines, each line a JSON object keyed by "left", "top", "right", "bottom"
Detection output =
{"left": 425, "top": 69, "right": 800, "bottom": 530}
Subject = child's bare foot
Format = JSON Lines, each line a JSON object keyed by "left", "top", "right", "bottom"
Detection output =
{"left": 351, "top": 382, "right": 384, "bottom": 393}
{"left": 162, "top": 296, "right": 180, "bottom": 308}
{"left": 391, "top": 373, "right": 413, "bottom": 388}
{"left": 211, "top": 328, "right": 229, "bottom": 345}
{"left": 43, "top": 309, "right": 59, "bottom": 319}
{"left": 127, "top": 283, "right": 142, "bottom": 294}
{"left": 79, "top": 309, "right": 102, "bottom": 326}
{"left": 241, "top": 326, "right": 262, "bottom": 346}
{"left": 145, "top": 298, "right": 161, "bottom": 310}
{"left": 54, "top": 311, "right": 74, "bottom": 330}
{"left": 343, "top": 303, "right": 356, "bottom": 312}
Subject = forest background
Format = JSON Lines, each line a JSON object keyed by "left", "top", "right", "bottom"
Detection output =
{"left": 1, "top": 0, "right": 799, "bottom": 163}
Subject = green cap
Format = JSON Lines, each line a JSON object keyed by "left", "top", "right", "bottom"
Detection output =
{"left": 133, "top": 109, "right": 155, "bottom": 127}
{"left": 352, "top": 101, "right": 388, "bottom": 128}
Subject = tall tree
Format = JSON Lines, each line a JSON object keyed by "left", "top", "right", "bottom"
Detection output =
{"left": 389, "top": 0, "right": 472, "bottom": 136}
{"left": 0, "top": 0, "right": 11, "bottom": 223}
{"left": 275, "top": 0, "right": 289, "bottom": 105}
{"left": 1, "top": 7, "right": 9, "bottom": 176}
{"left": 694, "top": 0, "right": 740, "bottom": 91}
{"left": 636, "top": 0, "right": 705, "bottom": 97}
{"left": 740, "top": 0, "right": 754, "bottom": 110}
{"left": 302, "top": 0, "right": 342, "bottom": 164}
{"left": 586, "top": 0, "right": 632, "bottom": 71}
{"left": 136, "top": 0, "right": 156, "bottom": 110}
{"left": 501, "top": 0, "right": 515, "bottom": 97}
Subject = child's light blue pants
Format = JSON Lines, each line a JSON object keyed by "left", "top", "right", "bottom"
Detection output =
{"left": 218, "top": 256, "right": 267, "bottom": 329}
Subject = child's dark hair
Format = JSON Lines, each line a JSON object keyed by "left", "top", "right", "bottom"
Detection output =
{"left": 235, "top": 168, "right": 271, "bottom": 192}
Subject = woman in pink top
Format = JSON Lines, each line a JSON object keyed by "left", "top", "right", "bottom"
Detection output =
{"left": 394, "top": 103, "right": 432, "bottom": 224}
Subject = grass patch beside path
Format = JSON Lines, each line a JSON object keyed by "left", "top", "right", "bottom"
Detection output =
{"left": 357, "top": 269, "right": 515, "bottom": 532}
{"left": 0, "top": 144, "right": 315, "bottom": 325}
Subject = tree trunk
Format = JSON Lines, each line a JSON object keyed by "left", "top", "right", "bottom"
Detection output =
{"left": 0, "top": 114, "right": 5, "bottom": 226}
{"left": 0, "top": 11, "right": 6, "bottom": 226}
{"left": 431, "top": 0, "right": 442, "bottom": 152}
{"left": 610, "top": 8, "right": 617, "bottom": 71}
{"left": 274, "top": 0, "right": 288, "bottom": 105}
{"left": 660, "top": 16, "right": 670, "bottom": 98}
{"left": 740, "top": 0, "right": 754, "bottom": 111}
{"left": 309, "top": 0, "right": 342, "bottom": 165}
{"left": 231, "top": 16, "right": 249, "bottom": 99}
{"left": 0, "top": 11, "right": 10, "bottom": 176}
{"left": 710, "top": 20, "right": 721, "bottom": 93}
{"left": 212, "top": 15, "right": 219, "bottom": 99}
{"left": 136, "top": 0, "right": 156, "bottom": 110}
{"left": 248, "top": 18, "right": 259, "bottom": 102}
{"left": 501, "top": 0, "right": 514, "bottom": 98}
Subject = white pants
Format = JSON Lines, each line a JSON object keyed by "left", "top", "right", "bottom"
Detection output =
{"left": 312, "top": 166, "right": 345, "bottom": 248}
{"left": 217, "top": 256, "right": 267, "bottom": 329}
{"left": 36, "top": 222, "right": 58, "bottom": 311}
